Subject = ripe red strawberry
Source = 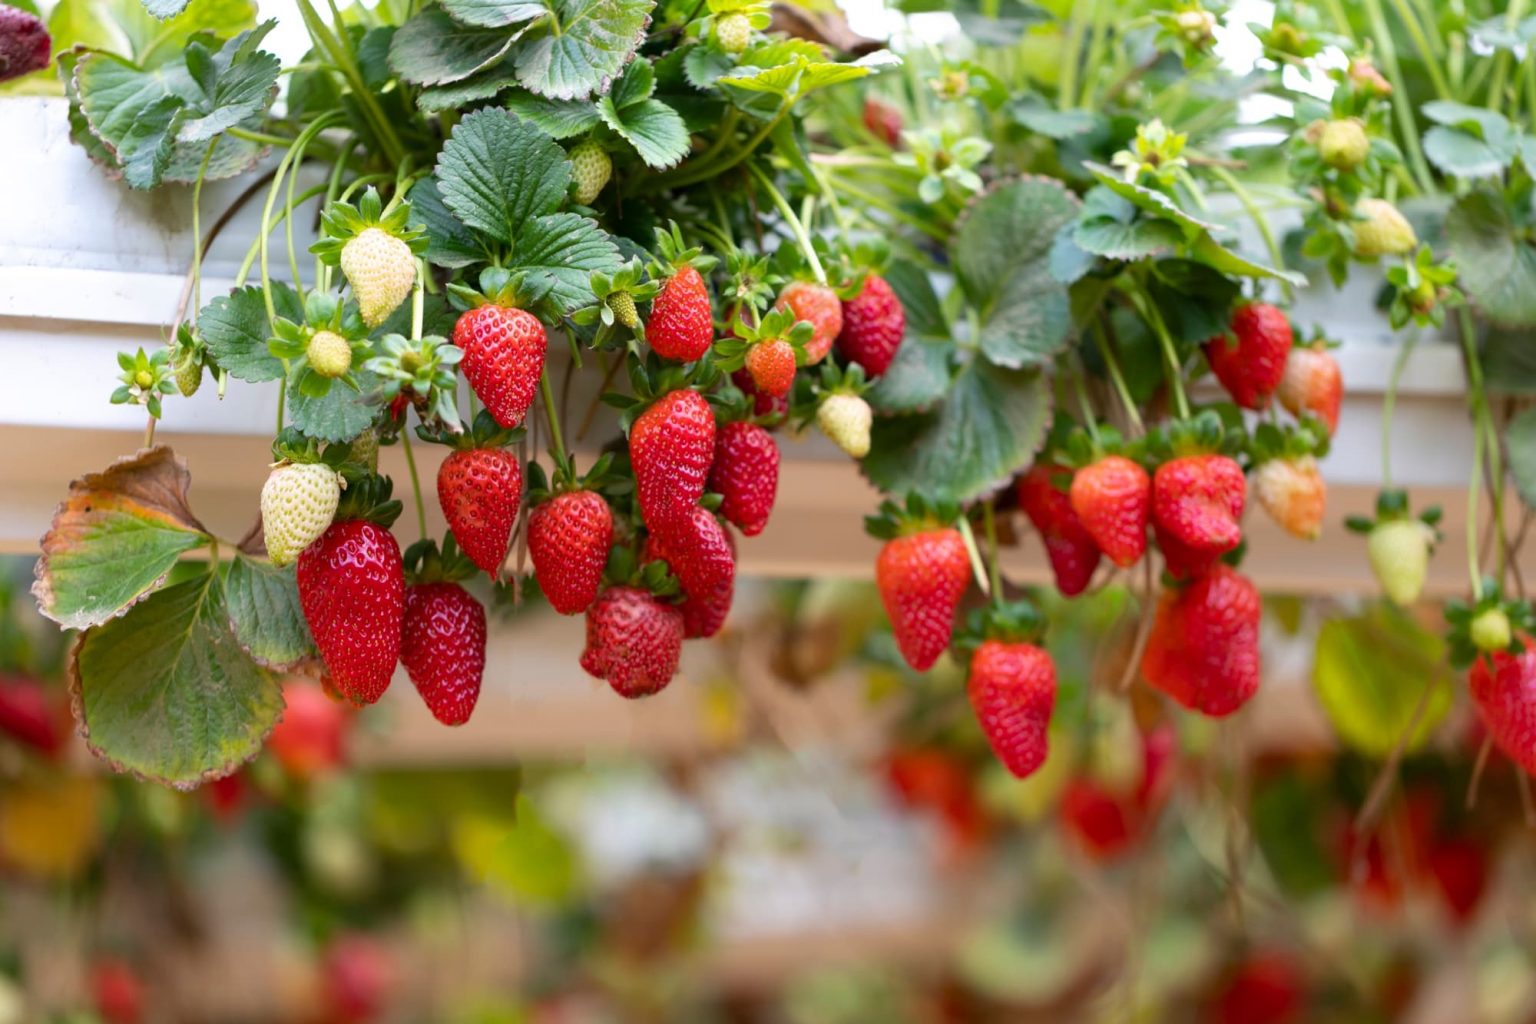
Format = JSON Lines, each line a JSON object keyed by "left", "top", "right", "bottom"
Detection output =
{"left": 1277, "top": 345, "right": 1342, "bottom": 435}
{"left": 631, "top": 389, "right": 716, "bottom": 532}
{"left": 776, "top": 281, "right": 843, "bottom": 364}
{"left": 836, "top": 273, "right": 905, "bottom": 377}
{"left": 1017, "top": 465, "right": 1101, "bottom": 596}
{"left": 268, "top": 682, "right": 348, "bottom": 778}
{"left": 745, "top": 338, "right": 796, "bottom": 397}
{"left": 1426, "top": 837, "right": 1489, "bottom": 925}
{"left": 1468, "top": 646, "right": 1536, "bottom": 777}
{"left": 1152, "top": 454, "right": 1246, "bottom": 560}
{"left": 648, "top": 264, "right": 714, "bottom": 362}
{"left": 1155, "top": 522, "right": 1223, "bottom": 581}
{"left": 968, "top": 640, "right": 1057, "bottom": 778}
{"left": 1254, "top": 455, "right": 1326, "bottom": 540}
{"left": 731, "top": 368, "right": 788, "bottom": 419}
{"left": 1140, "top": 565, "right": 1261, "bottom": 717}
{"left": 1069, "top": 455, "right": 1150, "bottom": 568}
{"left": 437, "top": 448, "right": 521, "bottom": 578}
{"left": 1205, "top": 303, "right": 1293, "bottom": 410}
{"left": 580, "top": 585, "right": 686, "bottom": 698}
{"left": 454, "top": 304, "right": 547, "bottom": 429}
{"left": 1059, "top": 778, "right": 1137, "bottom": 861}
{"left": 708, "top": 420, "right": 779, "bottom": 536}
{"left": 298, "top": 520, "right": 404, "bottom": 705}
{"left": 1209, "top": 953, "right": 1304, "bottom": 1024}
{"left": 400, "top": 582, "right": 486, "bottom": 726}
{"left": 876, "top": 527, "right": 971, "bottom": 671}
{"left": 528, "top": 489, "right": 613, "bottom": 614}
{"left": 645, "top": 506, "right": 736, "bottom": 638}
{"left": 863, "top": 96, "right": 903, "bottom": 148}
{"left": 0, "top": 674, "right": 63, "bottom": 756}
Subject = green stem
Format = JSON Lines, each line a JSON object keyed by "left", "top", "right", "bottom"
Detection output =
{"left": 1206, "top": 164, "right": 1291, "bottom": 298}
{"left": 190, "top": 140, "right": 217, "bottom": 315}
{"left": 1361, "top": 0, "right": 1436, "bottom": 193}
{"left": 1133, "top": 290, "right": 1190, "bottom": 420}
{"left": 319, "top": 137, "right": 360, "bottom": 290}
{"left": 539, "top": 371, "right": 573, "bottom": 482}
{"left": 283, "top": 127, "right": 322, "bottom": 293}
{"left": 257, "top": 113, "right": 341, "bottom": 320}
{"left": 824, "top": 175, "right": 947, "bottom": 242}
{"left": 1386, "top": 0, "right": 1452, "bottom": 100}
{"left": 1381, "top": 332, "right": 1419, "bottom": 491}
{"left": 1469, "top": 414, "right": 1485, "bottom": 598}
{"left": 227, "top": 126, "right": 301, "bottom": 149}
{"left": 1072, "top": 363, "right": 1101, "bottom": 445}
{"left": 648, "top": 111, "right": 788, "bottom": 192}
{"left": 749, "top": 163, "right": 827, "bottom": 284}
{"left": 1058, "top": 2, "right": 1084, "bottom": 111}
{"left": 1079, "top": 0, "right": 1110, "bottom": 108}
{"left": 982, "top": 500, "right": 1003, "bottom": 607}
{"left": 1091, "top": 316, "right": 1144, "bottom": 435}
{"left": 1487, "top": 0, "right": 1530, "bottom": 113}
{"left": 293, "top": 0, "right": 405, "bottom": 166}
{"left": 234, "top": 184, "right": 329, "bottom": 286}
{"left": 400, "top": 429, "right": 428, "bottom": 541}
{"left": 956, "top": 515, "right": 992, "bottom": 599}
{"left": 276, "top": 375, "right": 286, "bottom": 434}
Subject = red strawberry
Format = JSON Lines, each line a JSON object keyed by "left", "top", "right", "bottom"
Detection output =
{"left": 1152, "top": 454, "right": 1246, "bottom": 560}
{"left": 775, "top": 281, "right": 843, "bottom": 364}
{"left": 322, "top": 934, "right": 394, "bottom": 1024}
{"left": 863, "top": 96, "right": 904, "bottom": 148}
{"left": 1277, "top": 345, "right": 1342, "bottom": 435}
{"left": 708, "top": 420, "right": 779, "bottom": 537}
{"left": 645, "top": 506, "right": 736, "bottom": 639}
{"left": 1468, "top": 646, "right": 1536, "bottom": 777}
{"left": 580, "top": 585, "right": 686, "bottom": 698}
{"left": 648, "top": 264, "right": 714, "bottom": 362}
{"left": 1155, "top": 522, "right": 1223, "bottom": 581}
{"left": 631, "top": 389, "right": 716, "bottom": 532}
{"left": 1426, "top": 837, "right": 1489, "bottom": 925}
{"left": 1059, "top": 779, "right": 1136, "bottom": 861}
{"left": 836, "top": 273, "right": 905, "bottom": 377}
{"left": 1140, "top": 565, "right": 1261, "bottom": 717}
{"left": 268, "top": 682, "right": 349, "bottom": 778}
{"left": 745, "top": 338, "right": 796, "bottom": 398}
{"left": 528, "top": 489, "right": 613, "bottom": 614}
{"left": 1204, "top": 302, "right": 1293, "bottom": 410}
{"left": 1017, "top": 465, "right": 1100, "bottom": 596}
{"left": 437, "top": 448, "right": 521, "bottom": 578}
{"left": 400, "top": 582, "right": 486, "bottom": 726}
{"left": 1069, "top": 455, "right": 1150, "bottom": 568}
{"left": 91, "top": 958, "right": 144, "bottom": 1024}
{"left": 0, "top": 674, "right": 63, "bottom": 756}
{"left": 1209, "top": 953, "right": 1304, "bottom": 1024}
{"left": 968, "top": 640, "right": 1057, "bottom": 778}
{"left": 454, "top": 305, "right": 547, "bottom": 428}
{"left": 0, "top": 7, "right": 49, "bottom": 85}
{"left": 298, "top": 520, "right": 404, "bottom": 705}
{"left": 875, "top": 527, "right": 971, "bottom": 671}
{"left": 732, "top": 368, "right": 788, "bottom": 419}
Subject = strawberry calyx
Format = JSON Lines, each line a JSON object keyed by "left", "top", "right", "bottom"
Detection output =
{"left": 310, "top": 185, "right": 427, "bottom": 265}
{"left": 447, "top": 267, "right": 555, "bottom": 323}
{"left": 402, "top": 534, "right": 477, "bottom": 585}
{"left": 720, "top": 250, "right": 779, "bottom": 327}
{"left": 1344, "top": 488, "right": 1442, "bottom": 534}
{"left": 1245, "top": 418, "right": 1329, "bottom": 469}
{"left": 603, "top": 542, "right": 682, "bottom": 602}
{"left": 572, "top": 259, "right": 660, "bottom": 348}
{"left": 711, "top": 306, "right": 813, "bottom": 372}
{"left": 1062, "top": 422, "right": 1145, "bottom": 470}
{"left": 826, "top": 238, "right": 892, "bottom": 300}
{"left": 606, "top": 353, "right": 721, "bottom": 433}
{"left": 1150, "top": 408, "right": 1245, "bottom": 461}
{"left": 363, "top": 333, "right": 465, "bottom": 434}
{"left": 1445, "top": 580, "right": 1536, "bottom": 668}
{"left": 526, "top": 451, "right": 616, "bottom": 502}
{"left": 864, "top": 492, "right": 961, "bottom": 540}
{"left": 418, "top": 408, "right": 522, "bottom": 453}
{"left": 954, "top": 598, "right": 1046, "bottom": 661}
{"left": 792, "top": 361, "right": 868, "bottom": 428}
{"left": 333, "top": 472, "right": 404, "bottom": 529}
{"left": 649, "top": 220, "right": 720, "bottom": 280}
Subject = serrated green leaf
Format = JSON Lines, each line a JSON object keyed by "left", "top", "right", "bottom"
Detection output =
{"left": 142, "top": 0, "right": 192, "bottom": 18}
{"left": 1073, "top": 188, "right": 1183, "bottom": 260}
{"left": 503, "top": 89, "right": 603, "bottom": 137}
{"left": 1082, "top": 161, "right": 1221, "bottom": 235}
{"left": 513, "top": 212, "right": 621, "bottom": 314}
{"left": 682, "top": 42, "right": 734, "bottom": 89}
{"left": 1189, "top": 233, "right": 1306, "bottom": 286}
{"left": 225, "top": 557, "right": 315, "bottom": 670}
{"left": 598, "top": 95, "right": 689, "bottom": 168}
{"left": 866, "top": 338, "right": 952, "bottom": 414}
{"left": 1446, "top": 188, "right": 1536, "bottom": 328}
{"left": 287, "top": 368, "right": 382, "bottom": 443}
{"left": 1312, "top": 605, "right": 1453, "bottom": 757}
{"left": 862, "top": 359, "right": 1051, "bottom": 502}
{"left": 198, "top": 282, "right": 302, "bottom": 383}
{"left": 34, "top": 447, "right": 209, "bottom": 630}
{"left": 70, "top": 571, "right": 282, "bottom": 789}
{"left": 1011, "top": 99, "right": 1098, "bottom": 139}
{"left": 74, "top": 52, "right": 191, "bottom": 188}
{"left": 1483, "top": 327, "right": 1536, "bottom": 394}
{"left": 440, "top": 0, "right": 545, "bottom": 28}
{"left": 514, "top": 0, "right": 654, "bottom": 101}
{"left": 389, "top": 9, "right": 518, "bottom": 86}
{"left": 884, "top": 259, "right": 947, "bottom": 340}
{"left": 163, "top": 120, "right": 264, "bottom": 181}
{"left": 435, "top": 107, "right": 571, "bottom": 244}
{"left": 954, "top": 178, "right": 1078, "bottom": 370}
{"left": 176, "top": 24, "right": 279, "bottom": 142}
{"left": 416, "top": 59, "right": 521, "bottom": 111}
{"left": 1423, "top": 124, "right": 1515, "bottom": 179}
{"left": 408, "top": 178, "right": 486, "bottom": 269}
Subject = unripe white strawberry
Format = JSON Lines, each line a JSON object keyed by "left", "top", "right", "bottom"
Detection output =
{"left": 569, "top": 140, "right": 612, "bottom": 206}
{"left": 1367, "top": 519, "right": 1433, "bottom": 605}
{"left": 817, "top": 393, "right": 872, "bottom": 459}
{"left": 1472, "top": 607, "right": 1513, "bottom": 652}
{"left": 1352, "top": 198, "right": 1416, "bottom": 257}
{"left": 715, "top": 12, "right": 752, "bottom": 54}
{"left": 261, "top": 463, "right": 342, "bottom": 567}
{"left": 1317, "top": 118, "right": 1368, "bottom": 170}
{"left": 339, "top": 226, "right": 415, "bottom": 327}
{"left": 307, "top": 330, "right": 353, "bottom": 378}
{"left": 1254, "top": 455, "right": 1325, "bottom": 540}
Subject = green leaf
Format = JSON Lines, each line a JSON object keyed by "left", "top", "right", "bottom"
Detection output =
{"left": 440, "top": 0, "right": 545, "bottom": 28}
{"left": 408, "top": 177, "right": 486, "bottom": 269}
{"left": 862, "top": 359, "right": 1051, "bottom": 502}
{"left": 866, "top": 338, "right": 953, "bottom": 414}
{"left": 1312, "top": 604, "right": 1454, "bottom": 758}
{"left": 416, "top": 60, "right": 521, "bottom": 111}
{"left": 1445, "top": 188, "right": 1536, "bottom": 328}
{"left": 142, "top": 0, "right": 192, "bottom": 18}
{"left": 1251, "top": 775, "right": 1336, "bottom": 899}
{"left": 1423, "top": 124, "right": 1515, "bottom": 179}
{"left": 1504, "top": 406, "right": 1536, "bottom": 507}
{"left": 514, "top": 0, "right": 654, "bottom": 101}
{"left": 1082, "top": 161, "right": 1221, "bottom": 235}
{"left": 598, "top": 95, "right": 689, "bottom": 168}
{"left": 513, "top": 212, "right": 621, "bottom": 315}
{"left": 502, "top": 89, "right": 603, "bottom": 137}
{"left": 455, "top": 795, "right": 578, "bottom": 906}
{"left": 287, "top": 368, "right": 382, "bottom": 443}
{"left": 435, "top": 107, "right": 571, "bottom": 244}
{"left": 73, "top": 52, "right": 190, "bottom": 188}
{"left": 953, "top": 178, "right": 1079, "bottom": 370}
{"left": 885, "top": 259, "right": 947, "bottom": 340}
{"left": 1011, "top": 99, "right": 1099, "bottom": 139}
{"left": 1189, "top": 233, "right": 1306, "bottom": 286}
{"left": 717, "top": 51, "right": 870, "bottom": 115}
{"left": 34, "top": 447, "right": 209, "bottom": 630}
{"left": 175, "top": 24, "right": 279, "bottom": 142}
{"left": 197, "top": 282, "right": 302, "bottom": 383}
{"left": 682, "top": 42, "right": 734, "bottom": 90}
{"left": 224, "top": 556, "right": 315, "bottom": 670}
{"left": 1482, "top": 327, "right": 1536, "bottom": 394}
{"left": 388, "top": 9, "right": 517, "bottom": 86}
{"left": 70, "top": 571, "right": 282, "bottom": 789}
{"left": 608, "top": 53, "right": 654, "bottom": 107}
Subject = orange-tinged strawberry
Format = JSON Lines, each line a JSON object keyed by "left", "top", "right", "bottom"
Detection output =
{"left": 1254, "top": 455, "right": 1326, "bottom": 540}
{"left": 876, "top": 527, "right": 971, "bottom": 671}
{"left": 775, "top": 280, "right": 843, "bottom": 364}
{"left": 631, "top": 389, "right": 716, "bottom": 532}
{"left": 400, "top": 582, "right": 485, "bottom": 726}
{"left": 454, "top": 304, "right": 547, "bottom": 429}
{"left": 1140, "top": 565, "right": 1261, "bottom": 717}
{"left": 1469, "top": 646, "right": 1536, "bottom": 778}
{"left": 968, "top": 640, "right": 1057, "bottom": 778}
{"left": 709, "top": 420, "right": 779, "bottom": 537}
{"left": 836, "top": 273, "right": 905, "bottom": 377}
{"left": 298, "top": 520, "right": 405, "bottom": 706}
{"left": 437, "top": 448, "right": 521, "bottom": 578}
{"left": 648, "top": 264, "right": 714, "bottom": 362}
{"left": 1018, "top": 466, "right": 1101, "bottom": 596}
{"left": 1277, "top": 345, "right": 1342, "bottom": 435}
{"left": 745, "top": 337, "right": 796, "bottom": 398}
{"left": 580, "top": 585, "right": 686, "bottom": 698}
{"left": 528, "top": 489, "right": 613, "bottom": 615}
{"left": 1205, "top": 303, "right": 1293, "bottom": 410}
{"left": 1069, "top": 455, "right": 1150, "bottom": 568}
{"left": 1152, "top": 454, "right": 1246, "bottom": 559}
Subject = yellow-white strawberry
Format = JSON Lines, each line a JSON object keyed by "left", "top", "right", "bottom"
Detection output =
{"left": 340, "top": 227, "right": 415, "bottom": 328}
{"left": 261, "top": 463, "right": 342, "bottom": 567}
{"left": 307, "top": 330, "right": 353, "bottom": 378}
{"left": 715, "top": 12, "right": 751, "bottom": 53}
{"left": 569, "top": 140, "right": 612, "bottom": 206}
{"left": 1352, "top": 198, "right": 1416, "bottom": 257}
{"left": 1254, "top": 455, "right": 1325, "bottom": 540}
{"left": 1317, "top": 118, "right": 1368, "bottom": 171}
{"left": 817, "top": 393, "right": 872, "bottom": 458}
{"left": 1367, "top": 519, "right": 1434, "bottom": 605}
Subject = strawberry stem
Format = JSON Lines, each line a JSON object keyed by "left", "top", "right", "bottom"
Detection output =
{"left": 539, "top": 370, "right": 575, "bottom": 485}
{"left": 1380, "top": 331, "right": 1418, "bottom": 491}
{"left": 1133, "top": 289, "right": 1191, "bottom": 421}
{"left": 748, "top": 163, "right": 827, "bottom": 285}
{"left": 1090, "top": 316, "right": 1144, "bottom": 436}
{"left": 957, "top": 515, "right": 992, "bottom": 599}
{"left": 400, "top": 426, "right": 428, "bottom": 542}
{"left": 982, "top": 500, "right": 1003, "bottom": 607}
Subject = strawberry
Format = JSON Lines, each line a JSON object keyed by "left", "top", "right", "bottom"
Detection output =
{"left": 341, "top": 228, "right": 416, "bottom": 328}
{"left": 1205, "top": 303, "right": 1293, "bottom": 410}
{"left": 1018, "top": 465, "right": 1101, "bottom": 597}
{"left": 1471, "top": 608, "right": 1513, "bottom": 653}
{"left": 1367, "top": 520, "right": 1432, "bottom": 605}
{"left": 1254, "top": 455, "right": 1325, "bottom": 540}
{"left": 863, "top": 96, "right": 903, "bottom": 148}
{"left": 631, "top": 388, "right": 716, "bottom": 532}
{"left": 873, "top": 518, "right": 971, "bottom": 672}
{"left": 568, "top": 139, "right": 612, "bottom": 205}
{"left": 260, "top": 462, "right": 342, "bottom": 567}
{"left": 709, "top": 420, "right": 779, "bottom": 536}
{"left": 1209, "top": 953, "right": 1304, "bottom": 1024}
{"left": 401, "top": 582, "right": 485, "bottom": 726}
{"left": 454, "top": 304, "right": 547, "bottom": 429}
{"left": 268, "top": 682, "right": 348, "bottom": 778}
{"left": 714, "top": 11, "right": 751, "bottom": 52}
{"left": 1277, "top": 344, "right": 1342, "bottom": 435}
{"left": 298, "top": 518, "right": 405, "bottom": 706}
{"left": 645, "top": 506, "right": 736, "bottom": 639}
{"left": 775, "top": 281, "right": 843, "bottom": 364}
{"left": 836, "top": 273, "right": 905, "bottom": 377}
{"left": 172, "top": 348, "right": 201, "bottom": 397}
{"left": 1140, "top": 564, "right": 1261, "bottom": 717}
{"left": 1353, "top": 198, "right": 1417, "bottom": 257}
{"left": 1059, "top": 778, "right": 1136, "bottom": 861}
{"left": 648, "top": 264, "right": 714, "bottom": 361}
{"left": 818, "top": 393, "right": 872, "bottom": 458}
{"left": 0, "top": 674, "right": 63, "bottom": 756}
{"left": 437, "top": 447, "right": 521, "bottom": 578}
{"left": 0, "top": 7, "right": 49, "bottom": 84}
{"left": 1152, "top": 454, "right": 1246, "bottom": 561}
{"left": 1155, "top": 522, "right": 1223, "bottom": 581}
{"left": 744, "top": 338, "right": 795, "bottom": 398}
{"left": 1426, "top": 837, "right": 1490, "bottom": 925}
{"left": 732, "top": 368, "right": 788, "bottom": 419}
{"left": 91, "top": 958, "right": 144, "bottom": 1024}
{"left": 1316, "top": 118, "right": 1368, "bottom": 170}
{"left": 968, "top": 640, "right": 1057, "bottom": 778}
{"left": 306, "top": 329, "right": 353, "bottom": 378}
{"left": 580, "top": 585, "right": 686, "bottom": 698}
{"left": 1069, "top": 455, "right": 1150, "bottom": 568}
{"left": 528, "top": 489, "right": 613, "bottom": 614}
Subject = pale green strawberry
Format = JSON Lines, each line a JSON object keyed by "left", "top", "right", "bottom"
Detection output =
{"left": 715, "top": 12, "right": 751, "bottom": 53}
{"left": 1472, "top": 607, "right": 1513, "bottom": 652}
{"left": 1317, "top": 118, "right": 1368, "bottom": 170}
{"left": 339, "top": 226, "right": 416, "bottom": 327}
{"left": 173, "top": 351, "right": 202, "bottom": 397}
{"left": 817, "top": 393, "right": 872, "bottom": 459}
{"left": 1353, "top": 198, "right": 1416, "bottom": 257}
{"left": 307, "top": 330, "right": 353, "bottom": 378}
{"left": 350, "top": 428, "right": 380, "bottom": 471}
{"left": 607, "top": 291, "right": 639, "bottom": 328}
{"left": 1367, "top": 519, "right": 1432, "bottom": 606}
{"left": 261, "top": 463, "right": 342, "bottom": 567}
{"left": 569, "top": 140, "right": 612, "bottom": 206}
